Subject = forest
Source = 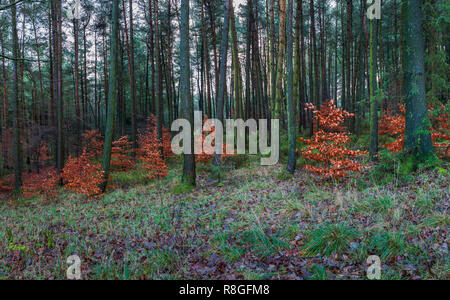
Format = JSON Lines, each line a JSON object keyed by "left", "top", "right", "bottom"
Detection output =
{"left": 0, "top": 0, "right": 448, "bottom": 281}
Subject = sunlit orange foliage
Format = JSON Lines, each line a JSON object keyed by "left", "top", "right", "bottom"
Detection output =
{"left": 111, "top": 136, "right": 134, "bottom": 171}
{"left": 82, "top": 130, "right": 104, "bottom": 159}
{"left": 195, "top": 116, "right": 235, "bottom": 164}
{"left": 379, "top": 104, "right": 449, "bottom": 157}
{"left": 0, "top": 176, "right": 13, "bottom": 193}
{"left": 138, "top": 129, "right": 169, "bottom": 179}
{"left": 299, "top": 100, "right": 369, "bottom": 178}
{"left": 430, "top": 105, "right": 450, "bottom": 157}
{"left": 22, "top": 167, "right": 59, "bottom": 200}
{"left": 61, "top": 150, "right": 104, "bottom": 198}
{"left": 379, "top": 105, "right": 406, "bottom": 152}
{"left": 143, "top": 114, "right": 173, "bottom": 158}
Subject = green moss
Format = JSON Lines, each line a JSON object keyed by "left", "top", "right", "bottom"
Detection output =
{"left": 172, "top": 183, "right": 195, "bottom": 194}
{"left": 276, "top": 171, "right": 294, "bottom": 181}
{"left": 400, "top": 150, "right": 440, "bottom": 175}
{"left": 436, "top": 167, "right": 448, "bottom": 176}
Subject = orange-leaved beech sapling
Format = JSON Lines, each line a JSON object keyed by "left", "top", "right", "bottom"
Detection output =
{"left": 379, "top": 104, "right": 449, "bottom": 158}
{"left": 82, "top": 129, "right": 104, "bottom": 159}
{"left": 61, "top": 150, "right": 105, "bottom": 198}
{"left": 22, "top": 142, "right": 58, "bottom": 200}
{"left": 22, "top": 167, "right": 59, "bottom": 200}
{"left": 137, "top": 126, "right": 169, "bottom": 179}
{"left": 0, "top": 176, "right": 13, "bottom": 193}
{"left": 195, "top": 116, "right": 234, "bottom": 164}
{"left": 430, "top": 105, "right": 450, "bottom": 157}
{"left": 379, "top": 105, "right": 406, "bottom": 152}
{"left": 299, "top": 100, "right": 369, "bottom": 178}
{"left": 143, "top": 114, "right": 173, "bottom": 158}
{"left": 111, "top": 136, "right": 135, "bottom": 171}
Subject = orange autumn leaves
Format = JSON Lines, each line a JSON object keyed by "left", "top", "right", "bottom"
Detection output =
{"left": 137, "top": 115, "right": 170, "bottom": 179}
{"left": 299, "top": 100, "right": 368, "bottom": 179}
{"left": 195, "top": 116, "right": 235, "bottom": 164}
{"left": 379, "top": 104, "right": 449, "bottom": 157}
{"left": 17, "top": 115, "right": 171, "bottom": 200}
{"left": 299, "top": 101, "right": 449, "bottom": 180}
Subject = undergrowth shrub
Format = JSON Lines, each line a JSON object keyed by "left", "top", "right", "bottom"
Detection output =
{"left": 195, "top": 116, "right": 234, "bottom": 164}
{"left": 143, "top": 114, "right": 173, "bottom": 158}
{"left": 82, "top": 129, "right": 104, "bottom": 159}
{"left": 61, "top": 150, "right": 104, "bottom": 198}
{"left": 379, "top": 104, "right": 449, "bottom": 158}
{"left": 111, "top": 136, "right": 134, "bottom": 171}
{"left": 138, "top": 126, "right": 169, "bottom": 180}
{"left": 22, "top": 167, "right": 59, "bottom": 200}
{"left": 299, "top": 100, "right": 369, "bottom": 178}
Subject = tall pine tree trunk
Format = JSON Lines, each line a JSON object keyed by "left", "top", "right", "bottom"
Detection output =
{"left": 286, "top": 0, "right": 296, "bottom": 174}
{"left": 369, "top": 18, "right": 379, "bottom": 160}
{"left": 11, "top": 0, "right": 21, "bottom": 191}
{"left": 213, "top": 0, "right": 230, "bottom": 166}
{"left": 180, "top": 0, "right": 196, "bottom": 186}
{"left": 154, "top": 0, "right": 163, "bottom": 155}
{"left": 73, "top": 17, "right": 81, "bottom": 155}
{"left": 100, "top": 0, "right": 119, "bottom": 193}
{"left": 402, "top": 0, "right": 435, "bottom": 167}
{"left": 230, "top": 2, "right": 243, "bottom": 120}
{"left": 274, "top": 0, "right": 287, "bottom": 119}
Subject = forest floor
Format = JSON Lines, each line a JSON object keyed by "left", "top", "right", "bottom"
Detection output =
{"left": 0, "top": 155, "right": 448, "bottom": 280}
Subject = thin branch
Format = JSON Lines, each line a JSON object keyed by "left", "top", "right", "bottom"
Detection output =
{"left": 0, "top": 0, "right": 24, "bottom": 11}
{"left": 0, "top": 53, "right": 47, "bottom": 62}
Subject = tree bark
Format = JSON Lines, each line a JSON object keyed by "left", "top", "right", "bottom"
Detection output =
{"left": 180, "top": 0, "right": 196, "bottom": 186}
{"left": 274, "top": 0, "right": 287, "bottom": 119}
{"left": 213, "top": 0, "right": 231, "bottom": 166}
{"left": 154, "top": 0, "right": 164, "bottom": 155}
{"left": 369, "top": 18, "right": 379, "bottom": 160}
{"left": 10, "top": 0, "right": 22, "bottom": 191}
{"left": 100, "top": 0, "right": 119, "bottom": 193}
{"left": 286, "top": 0, "right": 296, "bottom": 174}
{"left": 402, "top": 0, "right": 435, "bottom": 163}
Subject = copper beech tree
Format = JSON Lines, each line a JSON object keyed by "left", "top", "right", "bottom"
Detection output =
{"left": 137, "top": 115, "right": 170, "bottom": 179}
{"left": 18, "top": 125, "right": 172, "bottom": 199}
{"left": 299, "top": 100, "right": 368, "bottom": 178}
{"left": 379, "top": 104, "right": 449, "bottom": 158}
{"left": 195, "top": 116, "right": 234, "bottom": 164}
{"left": 61, "top": 150, "right": 105, "bottom": 198}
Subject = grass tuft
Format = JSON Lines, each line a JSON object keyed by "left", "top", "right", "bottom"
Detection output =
{"left": 303, "top": 223, "right": 359, "bottom": 257}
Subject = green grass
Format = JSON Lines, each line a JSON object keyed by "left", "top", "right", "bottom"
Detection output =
{"left": 303, "top": 223, "right": 359, "bottom": 257}
{"left": 0, "top": 159, "right": 448, "bottom": 280}
{"left": 369, "top": 231, "right": 408, "bottom": 260}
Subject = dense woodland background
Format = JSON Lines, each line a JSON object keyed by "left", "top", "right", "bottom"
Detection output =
{"left": 0, "top": 0, "right": 448, "bottom": 191}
